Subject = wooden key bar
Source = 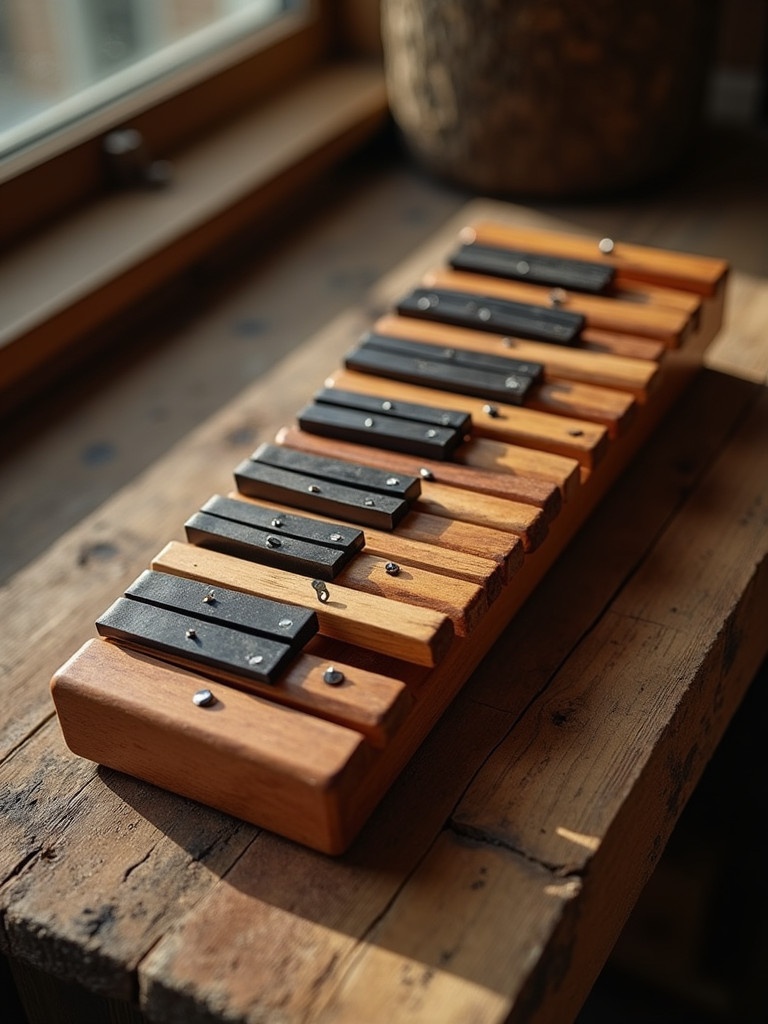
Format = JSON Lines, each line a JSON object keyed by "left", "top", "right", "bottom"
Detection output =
{"left": 461, "top": 221, "right": 729, "bottom": 297}
{"left": 276, "top": 424, "right": 564, "bottom": 520}
{"left": 345, "top": 333, "right": 636, "bottom": 435}
{"left": 453, "top": 435, "right": 581, "bottom": 502}
{"left": 337, "top": 553, "right": 486, "bottom": 637}
{"left": 421, "top": 268, "right": 694, "bottom": 347}
{"left": 373, "top": 314, "right": 659, "bottom": 399}
{"left": 234, "top": 490, "right": 508, "bottom": 601}
{"left": 153, "top": 541, "right": 455, "bottom": 668}
{"left": 329, "top": 367, "right": 609, "bottom": 467}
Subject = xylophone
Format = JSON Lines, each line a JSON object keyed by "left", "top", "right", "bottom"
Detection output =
{"left": 50, "top": 219, "right": 729, "bottom": 854}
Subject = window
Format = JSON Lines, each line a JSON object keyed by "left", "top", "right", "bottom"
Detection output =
{"left": 0, "top": 0, "right": 338, "bottom": 248}
{"left": 0, "top": 1, "right": 387, "bottom": 416}
{"left": 0, "top": 1, "right": 296, "bottom": 162}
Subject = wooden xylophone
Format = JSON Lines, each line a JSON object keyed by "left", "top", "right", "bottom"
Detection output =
{"left": 51, "top": 219, "right": 729, "bottom": 854}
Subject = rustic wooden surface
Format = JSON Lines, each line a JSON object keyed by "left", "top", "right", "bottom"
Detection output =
{"left": 2, "top": 127, "right": 768, "bottom": 1023}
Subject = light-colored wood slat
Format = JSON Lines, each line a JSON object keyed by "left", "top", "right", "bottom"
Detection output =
{"left": 456, "top": 437, "right": 581, "bottom": 503}
{"left": 95, "top": 639, "right": 411, "bottom": 749}
{"left": 328, "top": 368, "right": 609, "bottom": 467}
{"left": 392, "top": 513, "right": 524, "bottom": 582}
{"left": 373, "top": 314, "right": 658, "bottom": 397}
{"left": 422, "top": 267, "right": 693, "bottom": 347}
{"left": 233, "top": 491, "right": 506, "bottom": 602}
{"left": 411, "top": 481, "right": 547, "bottom": 552}
{"left": 528, "top": 380, "right": 635, "bottom": 437}
{"left": 338, "top": 553, "right": 485, "bottom": 637}
{"left": 51, "top": 640, "right": 374, "bottom": 854}
{"left": 277, "top": 424, "right": 563, "bottom": 520}
{"left": 579, "top": 327, "right": 666, "bottom": 361}
{"left": 613, "top": 279, "right": 705, "bottom": 315}
{"left": 463, "top": 221, "right": 729, "bottom": 296}
{"left": 152, "top": 541, "right": 454, "bottom": 668}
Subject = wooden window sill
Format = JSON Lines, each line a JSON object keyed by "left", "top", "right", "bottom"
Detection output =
{"left": 0, "top": 60, "right": 388, "bottom": 414}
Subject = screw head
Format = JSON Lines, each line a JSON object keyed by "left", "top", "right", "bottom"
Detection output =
{"left": 192, "top": 688, "right": 215, "bottom": 707}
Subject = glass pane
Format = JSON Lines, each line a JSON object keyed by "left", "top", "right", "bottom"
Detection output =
{"left": 0, "top": 0, "right": 294, "bottom": 158}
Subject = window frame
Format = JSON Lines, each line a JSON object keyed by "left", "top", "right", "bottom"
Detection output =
{"left": 0, "top": 0, "right": 344, "bottom": 251}
{"left": 0, "top": 1, "right": 386, "bottom": 417}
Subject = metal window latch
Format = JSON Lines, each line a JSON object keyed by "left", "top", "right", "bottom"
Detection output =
{"left": 102, "top": 128, "right": 173, "bottom": 189}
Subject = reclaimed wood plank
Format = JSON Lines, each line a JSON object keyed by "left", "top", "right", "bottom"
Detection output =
{"left": 131, "top": 384, "right": 768, "bottom": 1024}
{"left": 138, "top": 696, "right": 514, "bottom": 1024}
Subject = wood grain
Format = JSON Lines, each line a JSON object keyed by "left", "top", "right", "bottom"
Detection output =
{"left": 373, "top": 313, "right": 659, "bottom": 397}
{"left": 152, "top": 541, "right": 454, "bottom": 668}
{"left": 131, "top": 381, "right": 768, "bottom": 1024}
{"left": 423, "top": 267, "right": 694, "bottom": 346}
{"left": 232, "top": 490, "right": 507, "bottom": 599}
{"left": 328, "top": 368, "right": 609, "bottom": 467}
{"left": 465, "top": 221, "right": 730, "bottom": 296}
{"left": 276, "top": 424, "right": 564, "bottom": 520}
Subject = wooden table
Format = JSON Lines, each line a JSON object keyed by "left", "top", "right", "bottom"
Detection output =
{"left": 2, "top": 147, "right": 768, "bottom": 1023}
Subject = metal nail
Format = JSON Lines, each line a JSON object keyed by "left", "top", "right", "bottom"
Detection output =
{"left": 192, "top": 688, "right": 215, "bottom": 707}
{"left": 312, "top": 580, "right": 330, "bottom": 603}
{"left": 385, "top": 562, "right": 400, "bottom": 576}
{"left": 323, "top": 666, "right": 345, "bottom": 686}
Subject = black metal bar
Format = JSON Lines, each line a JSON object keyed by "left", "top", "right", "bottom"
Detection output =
{"left": 397, "top": 287, "right": 584, "bottom": 346}
{"left": 450, "top": 242, "right": 615, "bottom": 294}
